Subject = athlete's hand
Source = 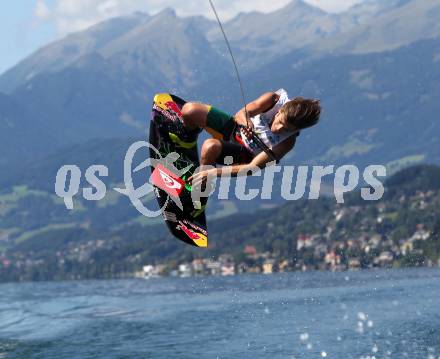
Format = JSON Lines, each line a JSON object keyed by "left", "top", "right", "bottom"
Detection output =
{"left": 241, "top": 126, "right": 254, "bottom": 140}
{"left": 188, "top": 168, "right": 217, "bottom": 190}
{"left": 234, "top": 109, "right": 254, "bottom": 130}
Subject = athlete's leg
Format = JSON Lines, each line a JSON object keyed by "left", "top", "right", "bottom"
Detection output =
{"left": 181, "top": 102, "right": 210, "bottom": 130}
{"left": 182, "top": 103, "right": 235, "bottom": 140}
{"left": 200, "top": 138, "right": 223, "bottom": 165}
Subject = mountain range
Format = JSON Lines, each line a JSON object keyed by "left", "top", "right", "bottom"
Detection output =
{"left": 0, "top": 0, "right": 439, "bottom": 173}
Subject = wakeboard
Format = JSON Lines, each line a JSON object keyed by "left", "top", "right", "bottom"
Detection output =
{"left": 149, "top": 93, "right": 208, "bottom": 247}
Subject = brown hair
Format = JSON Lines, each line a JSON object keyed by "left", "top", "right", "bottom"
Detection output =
{"left": 280, "top": 97, "right": 321, "bottom": 130}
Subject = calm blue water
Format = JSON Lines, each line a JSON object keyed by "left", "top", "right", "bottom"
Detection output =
{"left": 0, "top": 268, "right": 439, "bottom": 359}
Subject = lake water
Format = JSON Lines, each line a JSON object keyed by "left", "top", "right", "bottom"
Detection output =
{"left": 0, "top": 268, "right": 439, "bottom": 358}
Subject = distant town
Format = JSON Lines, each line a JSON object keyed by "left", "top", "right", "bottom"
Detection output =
{"left": 138, "top": 223, "right": 438, "bottom": 279}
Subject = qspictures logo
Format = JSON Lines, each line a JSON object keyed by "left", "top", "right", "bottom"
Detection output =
{"left": 54, "top": 141, "right": 387, "bottom": 218}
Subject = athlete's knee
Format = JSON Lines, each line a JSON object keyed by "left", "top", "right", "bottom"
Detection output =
{"left": 202, "top": 138, "right": 222, "bottom": 156}
{"left": 181, "top": 103, "right": 197, "bottom": 118}
{"left": 182, "top": 103, "right": 209, "bottom": 124}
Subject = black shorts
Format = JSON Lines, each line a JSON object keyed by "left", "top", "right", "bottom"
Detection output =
{"left": 217, "top": 141, "right": 254, "bottom": 165}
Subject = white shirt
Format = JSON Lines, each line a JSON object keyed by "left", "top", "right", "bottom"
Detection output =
{"left": 236, "top": 89, "right": 298, "bottom": 155}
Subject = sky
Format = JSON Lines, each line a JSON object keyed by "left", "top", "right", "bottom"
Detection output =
{"left": 0, "top": 0, "right": 365, "bottom": 75}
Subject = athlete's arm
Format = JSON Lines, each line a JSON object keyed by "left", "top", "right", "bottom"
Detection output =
{"left": 234, "top": 92, "right": 280, "bottom": 128}
{"left": 224, "top": 135, "right": 296, "bottom": 176}
{"left": 190, "top": 136, "right": 296, "bottom": 187}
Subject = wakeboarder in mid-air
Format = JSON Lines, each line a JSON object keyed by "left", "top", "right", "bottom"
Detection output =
{"left": 146, "top": 0, "right": 322, "bottom": 247}
{"left": 183, "top": 90, "right": 321, "bottom": 187}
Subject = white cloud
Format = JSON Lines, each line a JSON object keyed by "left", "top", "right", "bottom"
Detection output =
{"left": 57, "top": 0, "right": 91, "bottom": 16}
{"left": 97, "top": 0, "right": 119, "bottom": 15}
{"left": 36, "top": 0, "right": 366, "bottom": 36}
{"left": 34, "top": 0, "right": 51, "bottom": 20}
